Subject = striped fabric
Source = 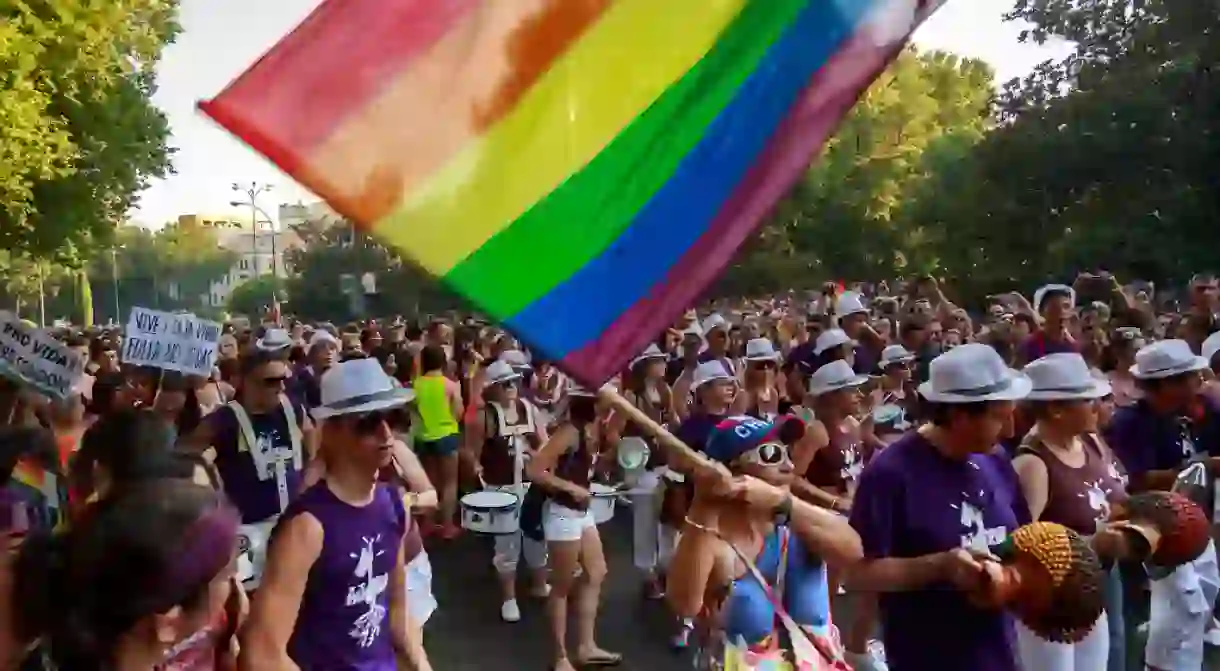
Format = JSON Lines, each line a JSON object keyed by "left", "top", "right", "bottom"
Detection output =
{"left": 200, "top": 0, "right": 943, "bottom": 385}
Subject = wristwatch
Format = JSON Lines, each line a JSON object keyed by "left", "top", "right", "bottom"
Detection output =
{"left": 773, "top": 493, "right": 794, "bottom": 526}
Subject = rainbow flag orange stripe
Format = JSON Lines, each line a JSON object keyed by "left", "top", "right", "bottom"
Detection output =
{"left": 201, "top": 0, "right": 943, "bottom": 385}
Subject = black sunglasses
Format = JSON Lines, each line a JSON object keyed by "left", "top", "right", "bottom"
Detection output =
{"left": 261, "top": 375, "right": 289, "bottom": 387}
{"left": 346, "top": 409, "right": 401, "bottom": 434}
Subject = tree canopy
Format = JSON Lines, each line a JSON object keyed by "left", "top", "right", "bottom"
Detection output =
{"left": 0, "top": 0, "right": 179, "bottom": 259}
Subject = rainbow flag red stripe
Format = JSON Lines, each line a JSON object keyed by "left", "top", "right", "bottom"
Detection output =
{"left": 201, "top": 0, "right": 942, "bottom": 385}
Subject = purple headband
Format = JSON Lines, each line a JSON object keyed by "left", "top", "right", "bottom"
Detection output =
{"left": 154, "top": 501, "right": 240, "bottom": 610}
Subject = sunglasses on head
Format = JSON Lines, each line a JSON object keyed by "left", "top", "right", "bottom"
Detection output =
{"left": 737, "top": 441, "right": 790, "bottom": 467}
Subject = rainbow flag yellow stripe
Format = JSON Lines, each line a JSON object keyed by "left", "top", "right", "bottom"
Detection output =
{"left": 201, "top": 0, "right": 943, "bottom": 384}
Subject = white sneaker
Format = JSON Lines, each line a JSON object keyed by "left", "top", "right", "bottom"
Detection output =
{"left": 844, "top": 641, "right": 888, "bottom": 671}
{"left": 500, "top": 599, "right": 521, "bottom": 623}
{"left": 1205, "top": 617, "right": 1220, "bottom": 647}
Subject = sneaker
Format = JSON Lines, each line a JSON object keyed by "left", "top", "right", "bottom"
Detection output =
{"left": 844, "top": 641, "right": 888, "bottom": 671}
{"left": 1205, "top": 617, "right": 1220, "bottom": 647}
{"left": 500, "top": 599, "right": 521, "bottom": 623}
{"left": 530, "top": 583, "right": 551, "bottom": 599}
{"left": 670, "top": 619, "right": 694, "bottom": 650}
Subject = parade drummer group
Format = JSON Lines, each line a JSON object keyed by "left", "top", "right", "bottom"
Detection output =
{"left": 2, "top": 300, "right": 1219, "bottom": 671}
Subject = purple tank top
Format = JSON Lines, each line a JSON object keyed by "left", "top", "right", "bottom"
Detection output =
{"left": 285, "top": 482, "right": 406, "bottom": 670}
{"left": 210, "top": 401, "right": 306, "bottom": 523}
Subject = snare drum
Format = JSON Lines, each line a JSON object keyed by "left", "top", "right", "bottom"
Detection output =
{"left": 460, "top": 490, "right": 521, "bottom": 535}
{"left": 590, "top": 483, "right": 617, "bottom": 525}
{"left": 237, "top": 517, "right": 277, "bottom": 589}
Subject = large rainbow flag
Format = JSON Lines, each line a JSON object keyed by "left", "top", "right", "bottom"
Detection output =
{"left": 201, "top": 0, "right": 944, "bottom": 386}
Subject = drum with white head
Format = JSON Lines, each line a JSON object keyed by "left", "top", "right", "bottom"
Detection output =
{"left": 460, "top": 490, "right": 522, "bottom": 534}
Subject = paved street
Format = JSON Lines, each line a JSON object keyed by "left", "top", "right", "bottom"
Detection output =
{"left": 424, "top": 513, "right": 683, "bottom": 670}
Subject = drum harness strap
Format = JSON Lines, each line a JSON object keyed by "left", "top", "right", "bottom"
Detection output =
{"left": 230, "top": 396, "right": 304, "bottom": 515}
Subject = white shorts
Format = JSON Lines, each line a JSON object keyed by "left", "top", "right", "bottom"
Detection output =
{"left": 1145, "top": 540, "right": 1219, "bottom": 671}
{"left": 543, "top": 503, "right": 595, "bottom": 542}
{"left": 404, "top": 550, "right": 437, "bottom": 625}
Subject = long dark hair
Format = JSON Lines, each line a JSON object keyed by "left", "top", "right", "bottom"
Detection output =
{"left": 13, "top": 481, "right": 237, "bottom": 670}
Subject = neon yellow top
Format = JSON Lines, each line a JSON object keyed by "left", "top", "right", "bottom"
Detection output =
{"left": 412, "top": 373, "right": 459, "bottom": 441}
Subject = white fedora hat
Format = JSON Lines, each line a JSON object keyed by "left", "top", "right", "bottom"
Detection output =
{"left": 835, "top": 291, "right": 868, "bottom": 319}
{"left": 312, "top": 358, "right": 414, "bottom": 419}
{"left": 1033, "top": 283, "right": 1076, "bottom": 312}
{"left": 878, "top": 344, "right": 915, "bottom": 369}
{"left": 808, "top": 360, "right": 868, "bottom": 397}
{"left": 629, "top": 343, "right": 667, "bottom": 369}
{"left": 813, "top": 328, "right": 856, "bottom": 356}
{"left": 918, "top": 343, "right": 1032, "bottom": 403}
{"left": 1023, "top": 353, "right": 1111, "bottom": 401}
{"left": 256, "top": 328, "right": 292, "bottom": 352}
{"left": 484, "top": 360, "right": 523, "bottom": 385}
{"left": 1129, "top": 339, "right": 1208, "bottom": 380}
{"left": 692, "top": 360, "right": 734, "bottom": 389}
{"left": 744, "top": 337, "right": 780, "bottom": 362}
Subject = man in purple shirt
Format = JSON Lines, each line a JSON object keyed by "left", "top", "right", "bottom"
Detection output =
{"left": 849, "top": 344, "right": 1031, "bottom": 671}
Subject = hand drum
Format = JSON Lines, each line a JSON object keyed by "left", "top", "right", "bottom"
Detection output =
{"left": 971, "top": 522, "right": 1106, "bottom": 643}
{"left": 1118, "top": 491, "right": 1210, "bottom": 569}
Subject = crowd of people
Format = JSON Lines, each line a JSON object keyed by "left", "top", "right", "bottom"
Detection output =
{"left": 1, "top": 271, "right": 1219, "bottom": 670}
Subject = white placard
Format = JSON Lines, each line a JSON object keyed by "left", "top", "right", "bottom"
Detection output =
{"left": 122, "top": 307, "right": 222, "bottom": 376}
{"left": 0, "top": 312, "right": 85, "bottom": 399}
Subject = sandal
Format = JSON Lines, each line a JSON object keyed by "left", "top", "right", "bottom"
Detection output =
{"left": 577, "top": 651, "right": 623, "bottom": 668}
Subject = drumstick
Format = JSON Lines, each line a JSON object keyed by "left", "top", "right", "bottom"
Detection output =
{"left": 598, "top": 388, "right": 721, "bottom": 479}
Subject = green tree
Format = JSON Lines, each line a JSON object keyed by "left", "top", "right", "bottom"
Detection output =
{"left": 900, "top": 0, "right": 1218, "bottom": 298}
{"left": 721, "top": 48, "right": 996, "bottom": 294}
{"left": 283, "top": 219, "right": 461, "bottom": 322}
{"left": 228, "top": 275, "right": 286, "bottom": 319}
{"left": 0, "top": 0, "right": 180, "bottom": 259}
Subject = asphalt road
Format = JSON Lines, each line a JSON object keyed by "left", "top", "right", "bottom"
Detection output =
{"left": 421, "top": 513, "right": 1220, "bottom": 670}
{"left": 424, "top": 513, "right": 683, "bottom": 670}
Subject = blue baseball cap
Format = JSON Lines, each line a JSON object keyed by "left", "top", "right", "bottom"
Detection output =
{"left": 704, "top": 415, "right": 804, "bottom": 464}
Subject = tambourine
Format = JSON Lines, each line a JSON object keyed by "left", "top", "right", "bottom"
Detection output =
{"left": 1114, "top": 491, "right": 1210, "bottom": 569}
{"left": 970, "top": 522, "right": 1106, "bottom": 643}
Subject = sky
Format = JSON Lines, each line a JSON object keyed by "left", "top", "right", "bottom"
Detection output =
{"left": 133, "top": 0, "right": 1072, "bottom": 227}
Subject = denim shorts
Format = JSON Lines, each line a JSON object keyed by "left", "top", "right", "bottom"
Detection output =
{"left": 415, "top": 433, "right": 460, "bottom": 457}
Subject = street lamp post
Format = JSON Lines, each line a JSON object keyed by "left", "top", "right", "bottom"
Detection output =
{"left": 230, "top": 182, "right": 276, "bottom": 317}
{"left": 111, "top": 247, "right": 121, "bottom": 324}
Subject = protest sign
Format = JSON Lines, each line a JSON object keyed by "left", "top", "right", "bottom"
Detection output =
{"left": 0, "top": 312, "right": 85, "bottom": 399}
{"left": 122, "top": 307, "right": 222, "bottom": 376}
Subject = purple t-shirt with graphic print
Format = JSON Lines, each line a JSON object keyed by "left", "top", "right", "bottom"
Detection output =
{"left": 849, "top": 432, "right": 1028, "bottom": 671}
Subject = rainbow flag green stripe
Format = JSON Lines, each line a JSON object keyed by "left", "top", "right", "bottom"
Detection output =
{"left": 443, "top": 0, "right": 805, "bottom": 320}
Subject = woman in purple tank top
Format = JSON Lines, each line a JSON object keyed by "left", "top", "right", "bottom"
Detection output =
{"left": 239, "top": 359, "right": 431, "bottom": 671}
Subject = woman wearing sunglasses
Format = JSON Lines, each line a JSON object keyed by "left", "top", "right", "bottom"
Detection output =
{"left": 241, "top": 358, "right": 431, "bottom": 671}
{"left": 740, "top": 338, "right": 783, "bottom": 422}
{"left": 526, "top": 384, "right": 620, "bottom": 670}
{"left": 181, "top": 350, "right": 318, "bottom": 593}
{"left": 667, "top": 415, "right": 862, "bottom": 670}
{"left": 795, "top": 360, "right": 885, "bottom": 671}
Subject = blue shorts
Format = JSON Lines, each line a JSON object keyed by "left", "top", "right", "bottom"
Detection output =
{"left": 415, "top": 433, "right": 460, "bottom": 457}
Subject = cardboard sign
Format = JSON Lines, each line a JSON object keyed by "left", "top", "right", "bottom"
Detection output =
{"left": 0, "top": 312, "right": 85, "bottom": 399}
{"left": 122, "top": 307, "right": 222, "bottom": 376}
